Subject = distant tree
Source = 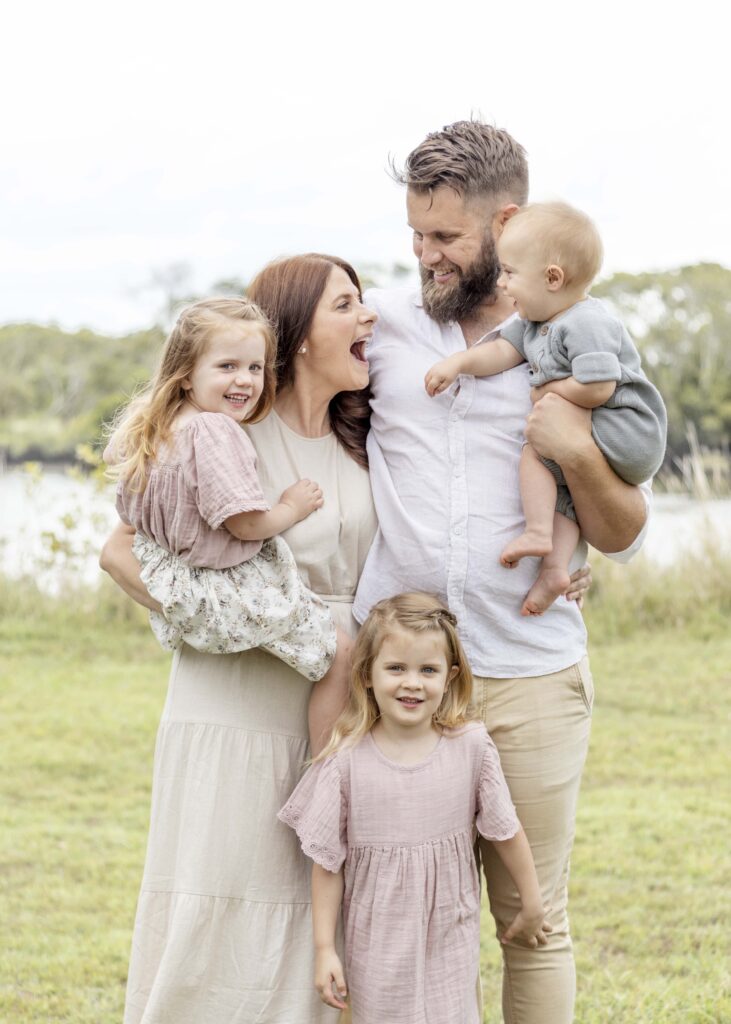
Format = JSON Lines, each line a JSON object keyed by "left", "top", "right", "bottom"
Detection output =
{"left": 594, "top": 263, "right": 731, "bottom": 460}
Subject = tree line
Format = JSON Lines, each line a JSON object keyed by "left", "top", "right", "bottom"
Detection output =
{"left": 2, "top": 263, "right": 729, "bottom": 482}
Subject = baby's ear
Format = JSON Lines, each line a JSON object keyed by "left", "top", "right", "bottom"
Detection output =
{"left": 545, "top": 265, "right": 565, "bottom": 290}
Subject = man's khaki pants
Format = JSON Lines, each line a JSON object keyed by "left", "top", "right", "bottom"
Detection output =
{"left": 474, "top": 657, "right": 594, "bottom": 1024}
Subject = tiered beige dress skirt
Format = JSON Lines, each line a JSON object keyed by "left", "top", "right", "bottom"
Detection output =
{"left": 123, "top": 413, "right": 376, "bottom": 1023}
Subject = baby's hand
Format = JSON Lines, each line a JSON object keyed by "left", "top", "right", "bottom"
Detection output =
{"left": 280, "top": 478, "right": 324, "bottom": 522}
{"left": 314, "top": 947, "right": 347, "bottom": 1010}
{"left": 500, "top": 904, "right": 553, "bottom": 948}
{"left": 425, "top": 356, "right": 461, "bottom": 396}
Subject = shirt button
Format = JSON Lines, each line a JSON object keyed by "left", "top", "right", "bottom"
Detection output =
{"left": 540, "top": 325, "right": 549, "bottom": 335}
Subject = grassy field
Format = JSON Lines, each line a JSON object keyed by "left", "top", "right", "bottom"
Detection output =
{"left": 1, "top": 573, "right": 730, "bottom": 1023}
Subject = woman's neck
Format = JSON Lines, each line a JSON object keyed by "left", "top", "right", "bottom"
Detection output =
{"left": 275, "top": 383, "right": 333, "bottom": 438}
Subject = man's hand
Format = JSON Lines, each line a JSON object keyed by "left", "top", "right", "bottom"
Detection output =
{"left": 525, "top": 392, "right": 593, "bottom": 467}
{"left": 314, "top": 947, "right": 347, "bottom": 1010}
{"left": 566, "top": 563, "right": 592, "bottom": 608}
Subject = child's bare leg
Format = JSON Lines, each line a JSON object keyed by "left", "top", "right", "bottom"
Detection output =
{"left": 308, "top": 627, "right": 352, "bottom": 757}
{"left": 521, "top": 512, "right": 580, "bottom": 616}
{"left": 501, "top": 445, "right": 557, "bottom": 567}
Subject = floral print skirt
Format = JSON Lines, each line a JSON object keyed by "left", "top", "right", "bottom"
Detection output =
{"left": 133, "top": 533, "right": 337, "bottom": 681}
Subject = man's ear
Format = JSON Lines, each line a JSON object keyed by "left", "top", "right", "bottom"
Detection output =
{"left": 545, "top": 264, "right": 565, "bottom": 290}
{"left": 492, "top": 203, "right": 520, "bottom": 238}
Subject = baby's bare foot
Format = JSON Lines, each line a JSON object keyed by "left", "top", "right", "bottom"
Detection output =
{"left": 521, "top": 567, "right": 571, "bottom": 616}
{"left": 501, "top": 531, "right": 553, "bottom": 568}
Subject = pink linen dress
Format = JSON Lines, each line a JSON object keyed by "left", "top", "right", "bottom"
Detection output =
{"left": 279, "top": 722, "right": 520, "bottom": 1024}
{"left": 110, "top": 411, "right": 336, "bottom": 680}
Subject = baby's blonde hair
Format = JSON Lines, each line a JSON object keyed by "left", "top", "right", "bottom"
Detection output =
{"left": 505, "top": 200, "right": 604, "bottom": 290}
{"left": 106, "top": 297, "right": 277, "bottom": 491}
{"left": 315, "top": 592, "right": 475, "bottom": 762}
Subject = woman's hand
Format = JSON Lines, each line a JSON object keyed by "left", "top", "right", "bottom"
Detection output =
{"left": 100, "top": 521, "right": 162, "bottom": 612}
{"left": 566, "top": 562, "right": 592, "bottom": 609}
{"left": 314, "top": 947, "right": 348, "bottom": 1010}
{"left": 500, "top": 904, "right": 553, "bottom": 948}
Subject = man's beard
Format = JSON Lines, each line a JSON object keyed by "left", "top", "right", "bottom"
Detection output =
{"left": 419, "top": 233, "right": 502, "bottom": 324}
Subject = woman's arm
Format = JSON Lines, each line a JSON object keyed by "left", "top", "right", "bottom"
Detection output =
{"left": 225, "top": 479, "right": 323, "bottom": 542}
{"left": 525, "top": 393, "right": 647, "bottom": 553}
{"left": 99, "top": 521, "right": 162, "bottom": 612}
{"left": 311, "top": 863, "right": 347, "bottom": 1010}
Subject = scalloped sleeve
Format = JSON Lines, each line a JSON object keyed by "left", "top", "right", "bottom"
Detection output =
{"left": 184, "top": 413, "right": 270, "bottom": 529}
{"left": 476, "top": 731, "right": 521, "bottom": 842}
{"left": 278, "top": 755, "right": 348, "bottom": 873}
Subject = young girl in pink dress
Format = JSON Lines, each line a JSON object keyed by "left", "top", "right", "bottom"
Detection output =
{"left": 279, "top": 591, "right": 550, "bottom": 1023}
{"left": 104, "top": 296, "right": 351, "bottom": 753}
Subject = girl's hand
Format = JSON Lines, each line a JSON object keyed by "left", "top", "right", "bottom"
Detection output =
{"left": 500, "top": 904, "right": 553, "bottom": 948}
{"left": 279, "top": 478, "right": 324, "bottom": 522}
{"left": 425, "top": 357, "right": 459, "bottom": 396}
{"left": 566, "top": 562, "right": 592, "bottom": 609}
{"left": 314, "top": 947, "right": 347, "bottom": 1010}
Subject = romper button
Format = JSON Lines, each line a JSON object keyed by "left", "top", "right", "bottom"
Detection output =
{"left": 531, "top": 362, "right": 539, "bottom": 372}
{"left": 540, "top": 325, "right": 549, "bottom": 335}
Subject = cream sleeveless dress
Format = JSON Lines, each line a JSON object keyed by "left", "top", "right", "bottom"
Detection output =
{"left": 123, "top": 411, "right": 377, "bottom": 1024}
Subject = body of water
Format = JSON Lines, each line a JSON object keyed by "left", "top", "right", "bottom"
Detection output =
{"left": 1, "top": 467, "right": 730, "bottom": 590}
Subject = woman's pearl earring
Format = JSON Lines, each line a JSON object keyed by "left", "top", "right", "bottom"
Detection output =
{"left": 299, "top": 346, "right": 307, "bottom": 354}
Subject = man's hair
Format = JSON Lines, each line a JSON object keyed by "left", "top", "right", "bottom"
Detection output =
{"left": 505, "top": 201, "right": 604, "bottom": 289}
{"left": 391, "top": 119, "right": 529, "bottom": 205}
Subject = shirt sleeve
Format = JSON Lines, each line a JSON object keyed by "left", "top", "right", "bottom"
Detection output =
{"left": 278, "top": 755, "right": 348, "bottom": 873}
{"left": 498, "top": 317, "right": 529, "bottom": 359}
{"left": 185, "top": 413, "right": 270, "bottom": 530}
{"left": 558, "top": 310, "right": 624, "bottom": 384}
{"left": 475, "top": 728, "right": 521, "bottom": 842}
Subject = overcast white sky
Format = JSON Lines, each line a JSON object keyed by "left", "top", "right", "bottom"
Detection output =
{"left": 2, "top": 0, "right": 728, "bottom": 333}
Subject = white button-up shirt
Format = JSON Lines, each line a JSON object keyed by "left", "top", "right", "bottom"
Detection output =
{"left": 353, "top": 287, "right": 649, "bottom": 678}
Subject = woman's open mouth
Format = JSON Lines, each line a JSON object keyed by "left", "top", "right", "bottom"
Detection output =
{"left": 350, "top": 339, "right": 369, "bottom": 363}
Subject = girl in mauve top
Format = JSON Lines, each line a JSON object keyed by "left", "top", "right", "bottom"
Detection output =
{"left": 104, "top": 296, "right": 351, "bottom": 755}
{"left": 279, "top": 592, "right": 550, "bottom": 1024}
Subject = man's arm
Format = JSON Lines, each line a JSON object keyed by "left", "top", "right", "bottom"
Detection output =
{"left": 99, "top": 521, "right": 163, "bottom": 612}
{"left": 525, "top": 393, "right": 647, "bottom": 553}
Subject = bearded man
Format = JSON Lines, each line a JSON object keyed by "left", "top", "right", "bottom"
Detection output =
{"left": 353, "top": 120, "right": 650, "bottom": 1024}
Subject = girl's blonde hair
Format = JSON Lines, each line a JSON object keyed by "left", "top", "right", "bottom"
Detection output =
{"left": 106, "top": 297, "right": 277, "bottom": 491}
{"left": 316, "top": 592, "right": 475, "bottom": 762}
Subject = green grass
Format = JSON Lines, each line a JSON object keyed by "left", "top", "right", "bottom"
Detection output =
{"left": 1, "top": 578, "right": 729, "bottom": 1023}
{"left": 480, "top": 628, "right": 731, "bottom": 1023}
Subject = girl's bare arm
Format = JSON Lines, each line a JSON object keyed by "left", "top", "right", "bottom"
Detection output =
{"left": 311, "top": 863, "right": 347, "bottom": 1010}
{"left": 225, "top": 479, "right": 323, "bottom": 541}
